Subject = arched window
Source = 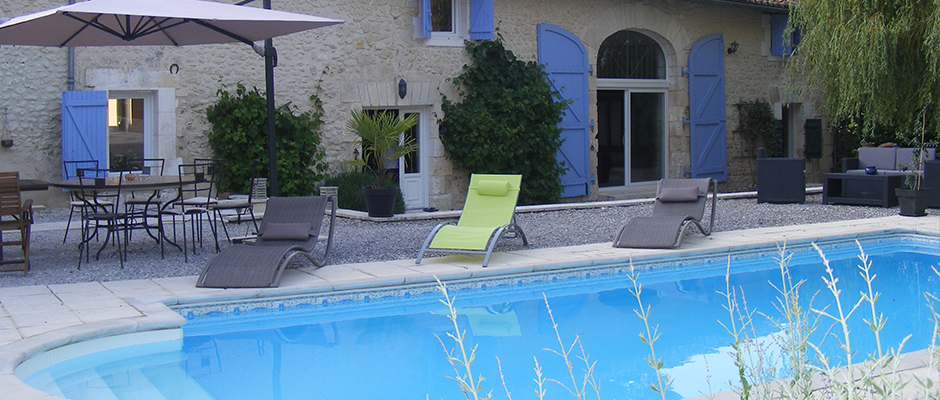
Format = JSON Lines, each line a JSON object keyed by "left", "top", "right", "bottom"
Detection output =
{"left": 597, "top": 30, "right": 665, "bottom": 79}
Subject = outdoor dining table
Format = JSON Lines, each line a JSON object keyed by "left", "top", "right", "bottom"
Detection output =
{"left": 18, "top": 179, "right": 51, "bottom": 191}
{"left": 51, "top": 175, "right": 200, "bottom": 255}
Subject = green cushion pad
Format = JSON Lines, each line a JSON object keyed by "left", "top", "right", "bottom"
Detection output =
{"left": 476, "top": 180, "right": 510, "bottom": 196}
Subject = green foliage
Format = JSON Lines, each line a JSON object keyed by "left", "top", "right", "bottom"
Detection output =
{"left": 788, "top": 0, "right": 940, "bottom": 144}
{"left": 206, "top": 83, "right": 328, "bottom": 196}
{"left": 440, "top": 36, "right": 567, "bottom": 205}
{"left": 322, "top": 169, "right": 404, "bottom": 213}
{"left": 735, "top": 99, "right": 781, "bottom": 157}
{"left": 829, "top": 118, "right": 904, "bottom": 172}
{"left": 346, "top": 110, "right": 418, "bottom": 189}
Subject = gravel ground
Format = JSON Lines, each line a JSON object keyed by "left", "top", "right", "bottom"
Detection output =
{"left": 0, "top": 194, "right": 901, "bottom": 287}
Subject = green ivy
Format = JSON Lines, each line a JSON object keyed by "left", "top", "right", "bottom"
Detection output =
{"left": 735, "top": 99, "right": 780, "bottom": 157}
{"left": 440, "top": 36, "right": 567, "bottom": 205}
{"left": 206, "top": 83, "right": 328, "bottom": 196}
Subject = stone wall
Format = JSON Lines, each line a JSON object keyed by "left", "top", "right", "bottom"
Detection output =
{"left": 0, "top": 0, "right": 827, "bottom": 210}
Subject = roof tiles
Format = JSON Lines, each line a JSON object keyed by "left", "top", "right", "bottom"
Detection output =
{"left": 713, "top": 0, "right": 792, "bottom": 9}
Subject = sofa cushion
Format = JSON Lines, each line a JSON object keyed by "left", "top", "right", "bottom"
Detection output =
{"left": 858, "top": 147, "right": 897, "bottom": 170}
{"left": 896, "top": 148, "right": 937, "bottom": 170}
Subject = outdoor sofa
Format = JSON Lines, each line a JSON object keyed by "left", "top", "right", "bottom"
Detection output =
{"left": 842, "top": 146, "right": 936, "bottom": 175}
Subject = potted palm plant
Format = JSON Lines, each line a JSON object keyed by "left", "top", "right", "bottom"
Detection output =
{"left": 347, "top": 109, "right": 418, "bottom": 217}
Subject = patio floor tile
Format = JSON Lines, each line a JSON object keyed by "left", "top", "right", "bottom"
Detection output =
{"left": 101, "top": 279, "right": 172, "bottom": 299}
{"left": 74, "top": 306, "right": 142, "bottom": 323}
{"left": 0, "top": 328, "right": 21, "bottom": 344}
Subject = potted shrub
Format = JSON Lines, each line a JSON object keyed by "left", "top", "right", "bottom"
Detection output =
{"left": 346, "top": 109, "right": 418, "bottom": 217}
{"left": 896, "top": 121, "right": 930, "bottom": 217}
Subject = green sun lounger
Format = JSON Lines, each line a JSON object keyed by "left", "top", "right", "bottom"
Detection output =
{"left": 416, "top": 174, "right": 528, "bottom": 267}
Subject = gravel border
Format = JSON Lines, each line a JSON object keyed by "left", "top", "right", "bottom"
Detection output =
{"left": 0, "top": 194, "right": 901, "bottom": 287}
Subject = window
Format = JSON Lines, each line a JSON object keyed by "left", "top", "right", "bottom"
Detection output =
{"left": 597, "top": 30, "right": 666, "bottom": 79}
{"left": 770, "top": 13, "right": 800, "bottom": 56}
{"left": 417, "top": 0, "right": 492, "bottom": 45}
{"left": 431, "top": 0, "right": 454, "bottom": 33}
{"left": 62, "top": 86, "right": 176, "bottom": 178}
{"left": 108, "top": 98, "right": 145, "bottom": 170}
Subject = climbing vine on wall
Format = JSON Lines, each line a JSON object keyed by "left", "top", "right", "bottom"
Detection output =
{"left": 735, "top": 99, "right": 781, "bottom": 157}
{"left": 440, "top": 36, "right": 567, "bottom": 205}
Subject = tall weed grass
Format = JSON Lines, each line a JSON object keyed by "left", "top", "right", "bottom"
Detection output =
{"left": 434, "top": 240, "right": 940, "bottom": 399}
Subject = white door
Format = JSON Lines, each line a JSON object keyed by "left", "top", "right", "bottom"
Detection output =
{"left": 398, "top": 109, "right": 428, "bottom": 210}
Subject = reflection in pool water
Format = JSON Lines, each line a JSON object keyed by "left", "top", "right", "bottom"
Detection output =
{"left": 23, "top": 235, "right": 940, "bottom": 400}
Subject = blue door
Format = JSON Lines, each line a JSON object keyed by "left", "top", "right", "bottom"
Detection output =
{"left": 61, "top": 91, "right": 108, "bottom": 178}
{"left": 687, "top": 34, "right": 728, "bottom": 182}
{"left": 538, "top": 24, "right": 591, "bottom": 197}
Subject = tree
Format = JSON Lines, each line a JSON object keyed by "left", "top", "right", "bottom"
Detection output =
{"left": 787, "top": 0, "right": 940, "bottom": 146}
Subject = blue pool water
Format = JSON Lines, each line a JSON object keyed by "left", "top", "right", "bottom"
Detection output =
{"left": 21, "top": 234, "right": 940, "bottom": 400}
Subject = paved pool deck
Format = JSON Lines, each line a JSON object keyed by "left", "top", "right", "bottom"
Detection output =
{"left": 1, "top": 214, "right": 938, "bottom": 400}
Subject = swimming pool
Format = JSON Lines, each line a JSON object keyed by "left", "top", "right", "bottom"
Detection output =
{"left": 20, "top": 233, "right": 940, "bottom": 400}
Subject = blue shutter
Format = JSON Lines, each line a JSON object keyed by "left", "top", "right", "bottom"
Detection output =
{"left": 61, "top": 91, "right": 108, "bottom": 178}
{"left": 468, "top": 0, "right": 493, "bottom": 40}
{"left": 418, "top": 0, "right": 431, "bottom": 39}
{"left": 770, "top": 14, "right": 789, "bottom": 56}
{"left": 687, "top": 34, "right": 728, "bottom": 182}
{"left": 538, "top": 24, "right": 591, "bottom": 197}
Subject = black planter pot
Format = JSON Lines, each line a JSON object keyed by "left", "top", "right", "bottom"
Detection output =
{"left": 895, "top": 188, "right": 930, "bottom": 217}
{"left": 362, "top": 186, "right": 399, "bottom": 217}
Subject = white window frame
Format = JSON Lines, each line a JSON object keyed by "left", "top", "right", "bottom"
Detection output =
{"left": 108, "top": 90, "right": 155, "bottom": 162}
{"left": 426, "top": 0, "right": 469, "bottom": 47}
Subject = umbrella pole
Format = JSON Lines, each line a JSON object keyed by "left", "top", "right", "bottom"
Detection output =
{"left": 265, "top": 37, "right": 278, "bottom": 197}
{"left": 263, "top": 0, "right": 278, "bottom": 196}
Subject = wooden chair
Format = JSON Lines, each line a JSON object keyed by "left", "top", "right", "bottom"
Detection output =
{"left": 0, "top": 172, "right": 34, "bottom": 275}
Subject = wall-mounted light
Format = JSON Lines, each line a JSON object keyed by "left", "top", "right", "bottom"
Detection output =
{"left": 398, "top": 78, "right": 407, "bottom": 99}
{"left": 0, "top": 107, "right": 11, "bottom": 148}
{"left": 727, "top": 41, "right": 739, "bottom": 55}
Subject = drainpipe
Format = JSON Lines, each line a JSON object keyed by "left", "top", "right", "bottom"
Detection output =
{"left": 66, "top": 0, "right": 75, "bottom": 91}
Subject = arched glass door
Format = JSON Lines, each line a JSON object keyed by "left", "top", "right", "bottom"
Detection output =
{"left": 596, "top": 30, "right": 668, "bottom": 188}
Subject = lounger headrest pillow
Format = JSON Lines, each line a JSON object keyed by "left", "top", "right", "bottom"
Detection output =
{"left": 476, "top": 180, "right": 511, "bottom": 196}
{"left": 658, "top": 187, "right": 701, "bottom": 202}
{"left": 260, "top": 222, "right": 312, "bottom": 240}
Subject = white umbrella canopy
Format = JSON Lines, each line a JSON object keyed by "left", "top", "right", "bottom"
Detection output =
{"left": 0, "top": 0, "right": 343, "bottom": 195}
{"left": 0, "top": 0, "right": 342, "bottom": 47}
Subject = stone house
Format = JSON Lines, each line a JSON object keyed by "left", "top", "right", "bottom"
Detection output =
{"left": 0, "top": 0, "right": 825, "bottom": 211}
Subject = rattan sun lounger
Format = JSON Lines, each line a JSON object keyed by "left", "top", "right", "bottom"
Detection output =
{"left": 416, "top": 174, "right": 527, "bottom": 267}
{"left": 196, "top": 195, "right": 336, "bottom": 288}
{"left": 613, "top": 178, "right": 716, "bottom": 248}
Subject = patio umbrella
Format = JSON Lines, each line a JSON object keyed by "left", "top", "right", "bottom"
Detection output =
{"left": 0, "top": 0, "right": 343, "bottom": 195}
